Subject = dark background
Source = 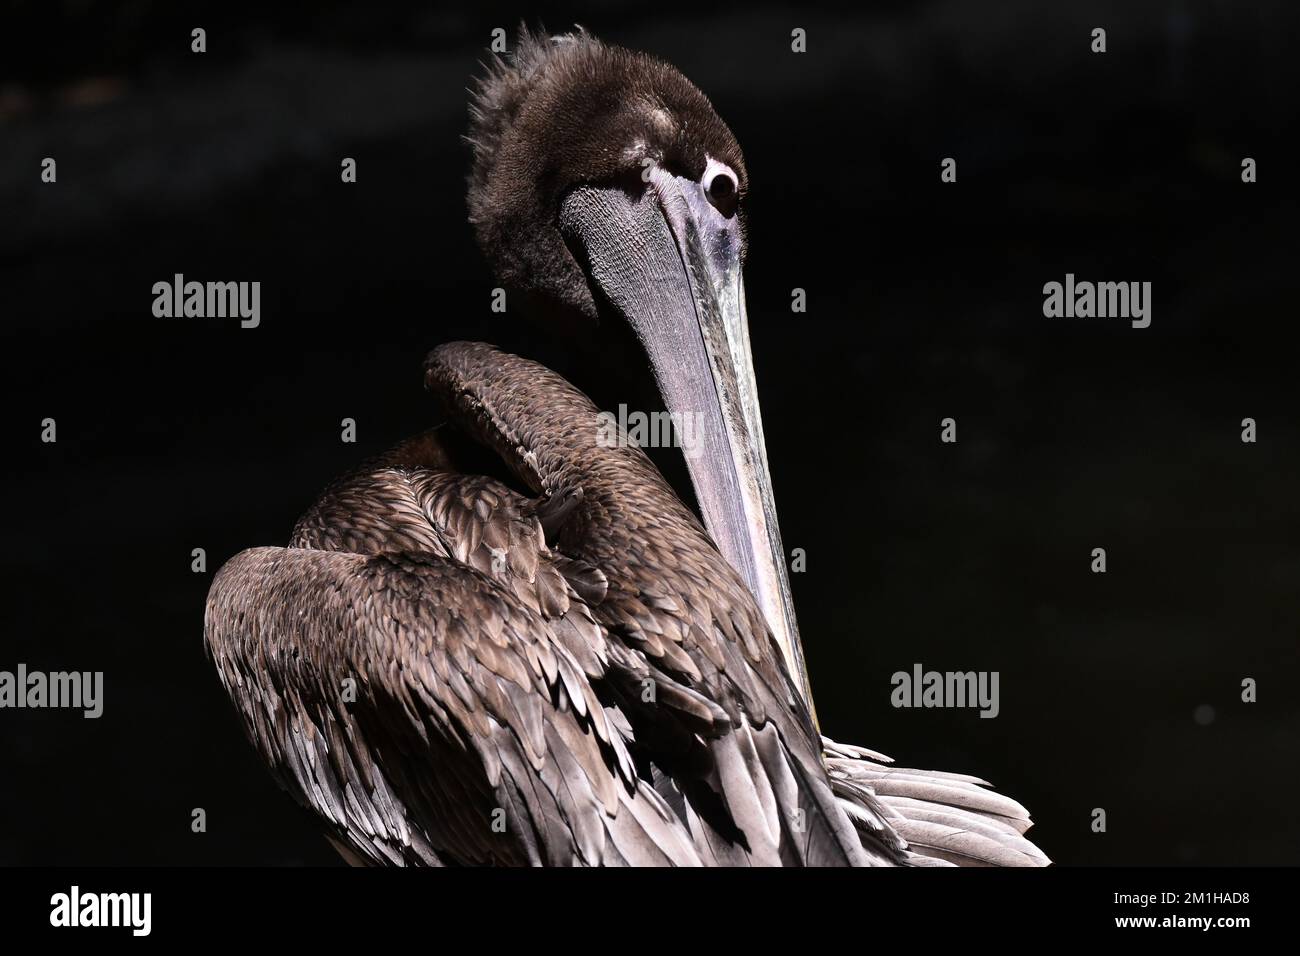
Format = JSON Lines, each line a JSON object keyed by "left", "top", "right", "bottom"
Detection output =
{"left": 1, "top": 1, "right": 1296, "bottom": 866}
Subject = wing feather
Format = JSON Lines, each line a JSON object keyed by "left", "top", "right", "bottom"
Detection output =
{"left": 205, "top": 545, "right": 700, "bottom": 865}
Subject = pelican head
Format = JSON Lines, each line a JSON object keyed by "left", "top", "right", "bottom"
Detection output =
{"left": 466, "top": 28, "right": 812, "bottom": 706}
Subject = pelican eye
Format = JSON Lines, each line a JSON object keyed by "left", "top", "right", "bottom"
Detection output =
{"left": 705, "top": 167, "right": 738, "bottom": 216}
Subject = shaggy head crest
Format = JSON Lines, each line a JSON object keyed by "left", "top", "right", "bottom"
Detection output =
{"left": 464, "top": 26, "right": 747, "bottom": 325}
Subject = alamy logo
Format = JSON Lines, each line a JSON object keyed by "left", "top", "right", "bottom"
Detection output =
{"left": 0, "top": 664, "right": 103, "bottom": 718}
{"left": 1042, "top": 273, "right": 1151, "bottom": 328}
{"left": 891, "top": 663, "right": 1000, "bottom": 718}
{"left": 152, "top": 274, "right": 260, "bottom": 328}
{"left": 50, "top": 886, "right": 151, "bottom": 936}
{"left": 596, "top": 404, "right": 704, "bottom": 459}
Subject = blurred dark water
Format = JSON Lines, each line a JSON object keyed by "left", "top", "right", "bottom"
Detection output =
{"left": 1, "top": 1, "right": 1297, "bottom": 865}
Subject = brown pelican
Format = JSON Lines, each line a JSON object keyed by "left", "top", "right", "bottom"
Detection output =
{"left": 205, "top": 28, "right": 1048, "bottom": 867}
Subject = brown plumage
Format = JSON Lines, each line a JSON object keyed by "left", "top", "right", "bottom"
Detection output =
{"left": 208, "top": 345, "right": 861, "bottom": 864}
{"left": 206, "top": 344, "right": 1045, "bottom": 866}
{"left": 204, "top": 28, "right": 1049, "bottom": 867}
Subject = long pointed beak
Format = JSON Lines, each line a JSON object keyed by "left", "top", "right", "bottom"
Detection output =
{"left": 560, "top": 170, "right": 815, "bottom": 715}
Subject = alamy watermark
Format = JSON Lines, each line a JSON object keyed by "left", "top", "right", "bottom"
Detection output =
{"left": 891, "top": 663, "right": 999, "bottom": 718}
{"left": 50, "top": 886, "right": 150, "bottom": 936}
{"left": 152, "top": 274, "right": 260, "bottom": 328}
{"left": 1042, "top": 273, "right": 1151, "bottom": 328}
{"left": 0, "top": 664, "right": 103, "bottom": 718}
{"left": 596, "top": 404, "right": 704, "bottom": 459}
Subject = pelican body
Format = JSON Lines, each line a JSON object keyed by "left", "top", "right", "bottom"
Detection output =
{"left": 205, "top": 29, "right": 1047, "bottom": 867}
